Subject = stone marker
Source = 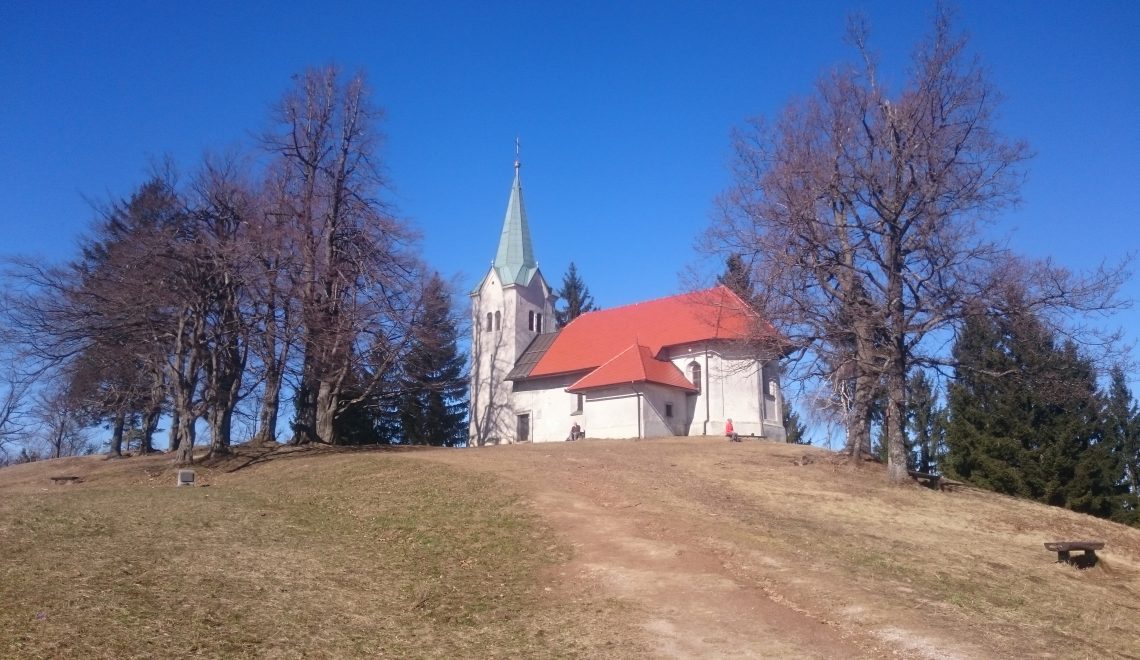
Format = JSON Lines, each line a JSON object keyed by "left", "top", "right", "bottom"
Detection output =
{"left": 177, "top": 470, "right": 196, "bottom": 487}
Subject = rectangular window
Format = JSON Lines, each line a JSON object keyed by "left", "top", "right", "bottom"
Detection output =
{"left": 536, "top": 313, "right": 543, "bottom": 333}
{"left": 665, "top": 403, "right": 674, "bottom": 418}
{"left": 528, "top": 310, "right": 535, "bottom": 331}
{"left": 573, "top": 393, "right": 583, "bottom": 414}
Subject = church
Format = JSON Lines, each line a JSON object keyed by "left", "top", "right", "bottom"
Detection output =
{"left": 469, "top": 157, "right": 787, "bottom": 445}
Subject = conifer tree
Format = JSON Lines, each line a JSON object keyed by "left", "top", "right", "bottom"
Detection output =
{"left": 907, "top": 370, "right": 947, "bottom": 474}
{"left": 555, "top": 262, "right": 596, "bottom": 328}
{"left": 718, "top": 253, "right": 755, "bottom": 305}
{"left": 1103, "top": 366, "right": 1140, "bottom": 524}
{"left": 946, "top": 311, "right": 1124, "bottom": 518}
{"left": 397, "top": 274, "right": 468, "bottom": 446}
{"left": 783, "top": 402, "right": 809, "bottom": 445}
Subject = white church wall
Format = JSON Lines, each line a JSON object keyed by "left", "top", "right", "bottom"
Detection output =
{"left": 664, "top": 341, "right": 777, "bottom": 438}
{"left": 664, "top": 344, "right": 711, "bottom": 436}
{"left": 583, "top": 386, "right": 641, "bottom": 439}
{"left": 639, "top": 383, "right": 687, "bottom": 437}
{"left": 714, "top": 352, "right": 764, "bottom": 437}
{"left": 512, "top": 374, "right": 580, "bottom": 443}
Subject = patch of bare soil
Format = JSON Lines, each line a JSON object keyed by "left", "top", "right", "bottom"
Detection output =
{"left": 418, "top": 437, "right": 1140, "bottom": 659}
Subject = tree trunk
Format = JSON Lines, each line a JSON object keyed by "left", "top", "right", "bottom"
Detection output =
{"left": 843, "top": 312, "right": 876, "bottom": 462}
{"left": 315, "top": 380, "right": 338, "bottom": 444}
{"left": 208, "top": 405, "right": 233, "bottom": 458}
{"left": 206, "top": 364, "right": 240, "bottom": 458}
{"left": 886, "top": 357, "right": 909, "bottom": 483}
{"left": 139, "top": 363, "right": 164, "bottom": 454}
{"left": 291, "top": 360, "right": 318, "bottom": 445}
{"left": 885, "top": 229, "right": 910, "bottom": 485}
{"left": 253, "top": 366, "right": 283, "bottom": 445}
{"left": 174, "top": 407, "right": 197, "bottom": 465}
{"left": 846, "top": 368, "right": 875, "bottom": 462}
{"left": 168, "top": 408, "right": 181, "bottom": 452}
{"left": 140, "top": 405, "right": 160, "bottom": 454}
{"left": 168, "top": 310, "right": 203, "bottom": 461}
{"left": 107, "top": 410, "right": 125, "bottom": 458}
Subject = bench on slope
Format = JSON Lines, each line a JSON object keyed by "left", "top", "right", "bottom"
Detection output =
{"left": 1044, "top": 540, "right": 1104, "bottom": 568}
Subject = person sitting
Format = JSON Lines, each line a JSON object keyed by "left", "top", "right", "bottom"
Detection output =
{"left": 725, "top": 418, "right": 741, "bottom": 442}
{"left": 567, "top": 421, "right": 582, "bottom": 441}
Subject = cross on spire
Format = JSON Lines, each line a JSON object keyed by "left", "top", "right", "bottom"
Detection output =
{"left": 514, "top": 136, "right": 521, "bottom": 170}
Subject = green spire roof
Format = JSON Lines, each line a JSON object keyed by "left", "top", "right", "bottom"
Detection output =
{"left": 493, "top": 160, "right": 537, "bottom": 286}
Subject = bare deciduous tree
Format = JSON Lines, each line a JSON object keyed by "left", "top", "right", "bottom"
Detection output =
{"left": 31, "top": 384, "right": 92, "bottom": 459}
{"left": 0, "top": 368, "right": 30, "bottom": 457}
{"left": 707, "top": 9, "right": 1126, "bottom": 483}
{"left": 1, "top": 67, "right": 425, "bottom": 461}
{"left": 265, "top": 66, "right": 419, "bottom": 445}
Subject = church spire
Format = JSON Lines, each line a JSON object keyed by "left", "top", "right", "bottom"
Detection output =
{"left": 494, "top": 143, "right": 537, "bottom": 286}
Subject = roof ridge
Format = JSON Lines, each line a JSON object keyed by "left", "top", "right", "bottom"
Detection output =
{"left": 566, "top": 340, "right": 698, "bottom": 393}
{"left": 592, "top": 341, "right": 643, "bottom": 372}
{"left": 577, "top": 285, "right": 728, "bottom": 318}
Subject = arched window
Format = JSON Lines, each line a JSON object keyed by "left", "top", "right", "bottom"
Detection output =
{"left": 494, "top": 311, "right": 501, "bottom": 331}
{"left": 536, "top": 313, "right": 543, "bottom": 333}
{"left": 689, "top": 361, "right": 702, "bottom": 393}
{"left": 528, "top": 310, "right": 535, "bottom": 331}
{"left": 485, "top": 312, "right": 493, "bottom": 332}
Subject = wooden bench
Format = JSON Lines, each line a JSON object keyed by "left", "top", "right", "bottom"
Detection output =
{"left": 907, "top": 470, "right": 943, "bottom": 490}
{"left": 1044, "top": 540, "right": 1104, "bottom": 568}
{"left": 49, "top": 476, "right": 82, "bottom": 484}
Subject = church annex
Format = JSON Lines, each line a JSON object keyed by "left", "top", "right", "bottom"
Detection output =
{"left": 469, "top": 158, "right": 786, "bottom": 445}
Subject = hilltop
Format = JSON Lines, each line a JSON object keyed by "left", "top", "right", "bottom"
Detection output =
{"left": 2, "top": 438, "right": 1138, "bottom": 658}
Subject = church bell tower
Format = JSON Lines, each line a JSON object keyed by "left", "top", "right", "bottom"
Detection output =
{"left": 468, "top": 151, "right": 557, "bottom": 445}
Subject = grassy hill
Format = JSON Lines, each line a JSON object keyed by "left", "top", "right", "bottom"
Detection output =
{"left": 2, "top": 439, "right": 1138, "bottom": 658}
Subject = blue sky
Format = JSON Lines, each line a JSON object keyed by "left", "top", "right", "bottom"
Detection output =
{"left": 2, "top": 2, "right": 1138, "bottom": 385}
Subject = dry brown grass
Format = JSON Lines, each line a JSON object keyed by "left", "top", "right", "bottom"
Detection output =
{"left": 4, "top": 439, "right": 1140, "bottom": 658}
{"left": 708, "top": 448, "right": 1140, "bottom": 657}
{"left": 419, "top": 438, "right": 1140, "bottom": 658}
{"left": 0, "top": 447, "right": 643, "bottom": 659}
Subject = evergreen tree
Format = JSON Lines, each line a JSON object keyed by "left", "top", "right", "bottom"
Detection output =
{"left": 371, "top": 364, "right": 405, "bottom": 446}
{"left": 555, "top": 262, "right": 596, "bottom": 328}
{"left": 946, "top": 311, "right": 1124, "bottom": 518}
{"left": 783, "top": 402, "right": 809, "bottom": 445}
{"left": 718, "top": 253, "right": 755, "bottom": 304}
{"left": 1103, "top": 366, "right": 1140, "bottom": 524}
{"left": 397, "top": 274, "right": 468, "bottom": 446}
{"left": 332, "top": 366, "right": 386, "bottom": 445}
{"left": 907, "top": 370, "right": 947, "bottom": 474}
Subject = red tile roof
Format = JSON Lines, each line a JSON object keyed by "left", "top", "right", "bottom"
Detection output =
{"left": 529, "top": 285, "right": 773, "bottom": 378}
{"left": 567, "top": 343, "right": 698, "bottom": 393}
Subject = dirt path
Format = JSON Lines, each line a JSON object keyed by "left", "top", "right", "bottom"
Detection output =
{"left": 419, "top": 438, "right": 932, "bottom": 658}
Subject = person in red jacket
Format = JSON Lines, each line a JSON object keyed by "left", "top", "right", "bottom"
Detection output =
{"left": 726, "top": 418, "right": 740, "bottom": 442}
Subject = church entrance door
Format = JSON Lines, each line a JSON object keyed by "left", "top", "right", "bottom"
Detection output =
{"left": 516, "top": 413, "right": 530, "bottom": 443}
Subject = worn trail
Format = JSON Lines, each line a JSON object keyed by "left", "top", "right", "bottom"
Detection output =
{"left": 422, "top": 439, "right": 907, "bottom": 658}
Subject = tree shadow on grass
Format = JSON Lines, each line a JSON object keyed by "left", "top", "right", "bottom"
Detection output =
{"left": 216, "top": 441, "right": 433, "bottom": 474}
